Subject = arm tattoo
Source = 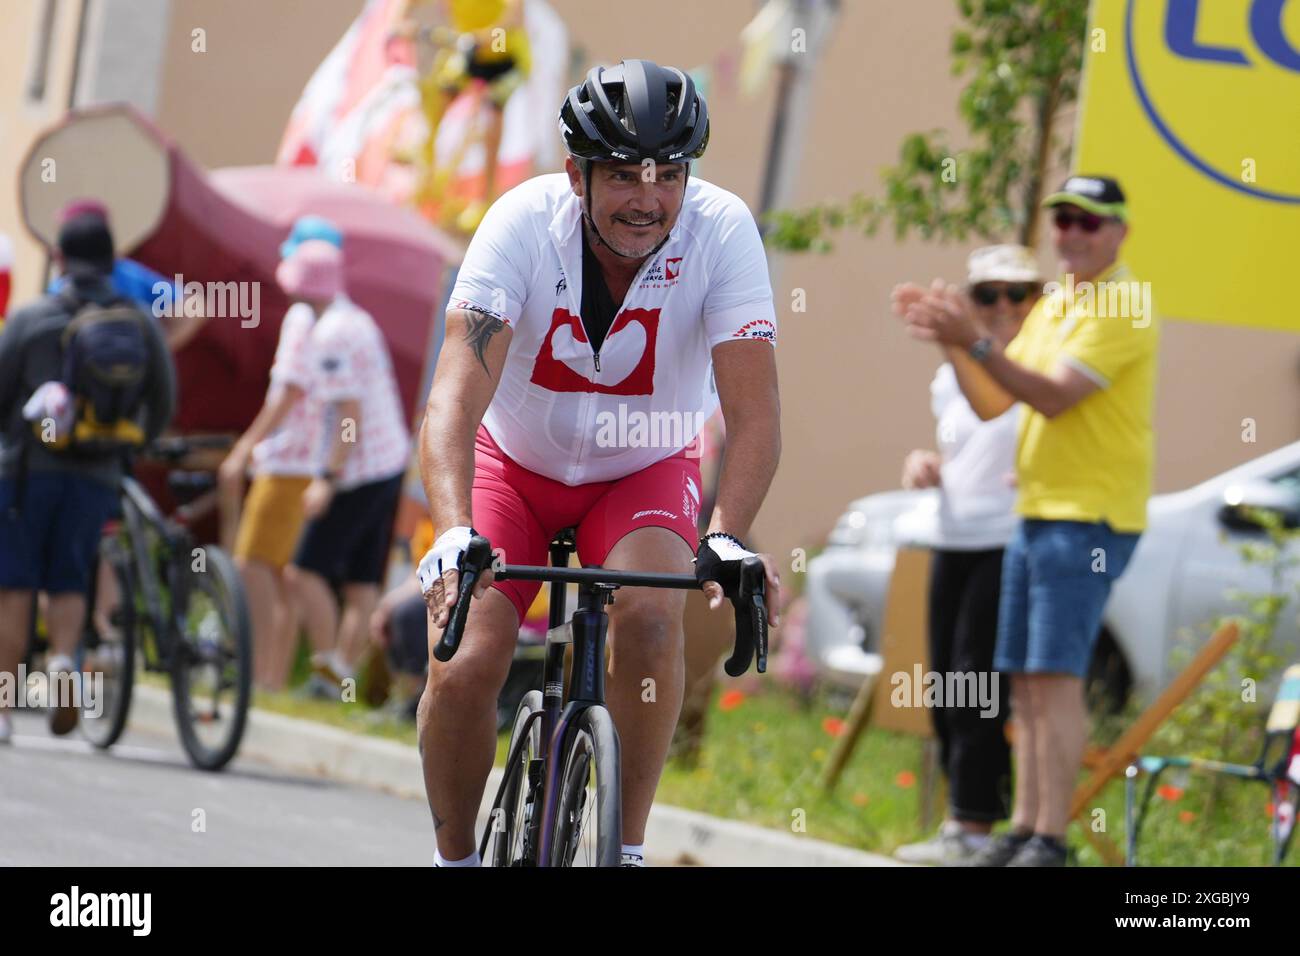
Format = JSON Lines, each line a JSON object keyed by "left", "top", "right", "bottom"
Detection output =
{"left": 464, "top": 313, "right": 506, "bottom": 374}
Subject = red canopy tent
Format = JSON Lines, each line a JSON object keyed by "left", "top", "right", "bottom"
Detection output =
{"left": 20, "top": 104, "right": 464, "bottom": 432}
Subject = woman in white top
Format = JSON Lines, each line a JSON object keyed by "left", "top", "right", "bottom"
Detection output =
{"left": 893, "top": 245, "right": 1043, "bottom": 865}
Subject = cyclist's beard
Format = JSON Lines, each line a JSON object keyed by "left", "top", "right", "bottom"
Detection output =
{"left": 597, "top": 212, "right": 668, "bottom": 258}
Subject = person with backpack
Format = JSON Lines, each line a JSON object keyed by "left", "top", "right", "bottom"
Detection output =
{"left": 0, "top": 205, "right": 175, "bottom": 742}
{"left": 45, "top": 200, "right": 207, "bottom": 352}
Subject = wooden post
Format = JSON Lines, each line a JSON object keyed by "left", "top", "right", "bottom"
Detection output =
{"left": 1070, "top": 620, "right": 1239, "bottom": 821}
{"left": 821, "top": 547, "right": 933, "bottom": 793}
{"left": 819, "top": 664, "right": 880, "bottom": 792}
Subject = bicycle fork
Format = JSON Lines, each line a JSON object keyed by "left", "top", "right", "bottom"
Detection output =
{"left": 536, "top": 583, "right": 614, "bottom": 866}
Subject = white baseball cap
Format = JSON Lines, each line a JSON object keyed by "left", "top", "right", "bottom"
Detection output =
{"left": 966, "top": 244, "right": 1042, "bottom": 285}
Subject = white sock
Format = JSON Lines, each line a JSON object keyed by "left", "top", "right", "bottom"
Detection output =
{"left": 620, "top": 843, "right": 645, "bottom": 860}
{"left": 47, "top": 654, "right": 76, "bottom": 674}
{"left": 434, "top": 848, "right": 481, "bottom": 867}
{"left": 331, "top": 651, "right": 354, "bottom": 680}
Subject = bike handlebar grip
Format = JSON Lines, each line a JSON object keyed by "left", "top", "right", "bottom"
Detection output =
{"left": 723, "top": 556, "right": 768, "bottom": 677}
{"left": 433, "top": 535, "right": 494, "bottom": 663}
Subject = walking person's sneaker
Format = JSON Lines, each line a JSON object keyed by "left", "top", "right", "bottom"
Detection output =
{"left": 958, "top": 828, "right": 1034, "bottom": 867}
{"left": 1006, "top": 834, "right": 1068, "bottom": 867}
{"left": 894, "top": 821, "right": 985, "bottom": 865}
{"left": 46, "top": 655, "right": 81, "bottom": 736}
{"left": 294, "top": 673, "right": 341, "bottom": 701}
{"left": 0, "top": 710, "right": 13, "bottom": 744}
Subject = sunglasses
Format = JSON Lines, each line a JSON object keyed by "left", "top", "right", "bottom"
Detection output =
{"left": 1053, "top": 208, "right": 1108, "bottom": 233}
{"left": 972, "top": 283, "right": 1035, "bottom": 306}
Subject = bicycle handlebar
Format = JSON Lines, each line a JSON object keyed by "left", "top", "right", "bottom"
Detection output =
{"left": 434, "top": 535, "right": 768, "bottom": 675}
{"left": 144, "top": 434, "right": 235, "bottom": 463}
{"left": 432, "top": 535, "right": 496, "bottom": 663}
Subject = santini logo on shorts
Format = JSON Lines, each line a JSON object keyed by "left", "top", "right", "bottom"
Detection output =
{"left": 633, "top": 509, "right": 678, "bottom": 520}
{"left": 529, "top": 307, "right": 660, "bottom": 394}
{"left": 731, "top": 318, "right": 776, "bottom": 343}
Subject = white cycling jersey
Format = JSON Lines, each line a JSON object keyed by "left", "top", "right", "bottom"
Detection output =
{"left": 448, "top": 172, "right": 776, "bottom": 485}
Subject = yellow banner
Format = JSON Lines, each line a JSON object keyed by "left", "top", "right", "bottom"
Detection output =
{"left": 1076, "top": 0, "right": 1300, "bottom": 330}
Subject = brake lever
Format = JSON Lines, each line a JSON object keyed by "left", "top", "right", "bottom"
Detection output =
{"left": 433, "top": 535, "right": 494, "bottom": 663}
{"left": 723, "top": 556, "right": 768, "bottom": 677}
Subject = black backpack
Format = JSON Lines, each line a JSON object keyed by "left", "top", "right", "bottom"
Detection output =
{"left": 47, "top": 295, "right": 152, "bottom": 457}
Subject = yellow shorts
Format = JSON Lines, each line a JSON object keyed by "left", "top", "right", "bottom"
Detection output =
{"left": 233, "top": 475, "right": 311, "bottom": 569}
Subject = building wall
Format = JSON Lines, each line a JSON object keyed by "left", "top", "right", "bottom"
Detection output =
{"left": 2, "top": 0, "right": 1295, "bottom": 570}
{"left": 1, "top": 0, "right": 86, "bottom": 297}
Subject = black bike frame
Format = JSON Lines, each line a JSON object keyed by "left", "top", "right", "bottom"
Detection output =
{"left": 118, "top": 474, "right": 192, "bottom": 670}
{"left": 488, "top": 528, "right": 700, "bottom": 867}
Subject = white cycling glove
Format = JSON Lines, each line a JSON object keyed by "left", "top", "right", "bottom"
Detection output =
{"left": 417, "top": 525, "right": 475, "bottom": 597}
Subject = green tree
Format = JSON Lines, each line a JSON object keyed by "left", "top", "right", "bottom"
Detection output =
{"left": 765, "top": 0, "right": 1089, "bottom": 252}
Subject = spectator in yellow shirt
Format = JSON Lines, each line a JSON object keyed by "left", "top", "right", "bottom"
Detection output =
{"left": 896, "top": 175, "right": 1158, "bottom": 867}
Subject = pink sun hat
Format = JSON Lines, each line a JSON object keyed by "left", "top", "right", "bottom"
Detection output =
{"left": 276, "top": 238, "right": 344, "bottom": 301}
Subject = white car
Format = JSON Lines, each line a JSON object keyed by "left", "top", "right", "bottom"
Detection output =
{"left": 805, "top": 441, "right": 1300, "bottom": 709}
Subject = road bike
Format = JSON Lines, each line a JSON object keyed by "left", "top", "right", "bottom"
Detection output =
{"left": 436, "top": 528, "right": 768, "bottom": 866}
{"left": 79, "top": 435, "right": 252, "bottom": 770}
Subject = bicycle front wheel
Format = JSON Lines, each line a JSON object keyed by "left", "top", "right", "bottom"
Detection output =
{"left": 171, "top": 545, "right": 252, "bottom": 770}
{"left": 79, "top": 539, "right": 137, "bottom": 750}
{"left": 487, "top": 690, "right": 543, "bottom": 867}
{"left": 548, "top": 705, "right": 621, "bottom": 867}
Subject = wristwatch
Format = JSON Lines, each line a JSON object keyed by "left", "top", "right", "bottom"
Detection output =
{"left": 968, "top": 336, "right": 995, "bottom": 363}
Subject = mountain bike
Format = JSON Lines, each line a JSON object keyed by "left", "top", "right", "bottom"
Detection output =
{"left": 436, "top": 528, "right": 768, "bottom": 867}
{"left": 78, "top": 435, "right": 252, "bottom": 770}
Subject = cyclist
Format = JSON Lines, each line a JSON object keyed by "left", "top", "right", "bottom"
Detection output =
{"left": 416, "top": 59, "right": 782, "bottom": 867}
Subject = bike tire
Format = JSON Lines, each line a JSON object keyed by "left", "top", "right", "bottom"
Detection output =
{"left": 78, "top": 542, "right": 137, "bottom": 750}
{"left": 171, "top": 545, "right": 252, "bottom": 771}
{"left": 548, "top": 705, "right": 621, "bottom": 868}
{"left": 487, "top": 690, "right": 544, "bottom": 867}
{"left": 1273, "top": 778, "right": 1299, "bottom": 865}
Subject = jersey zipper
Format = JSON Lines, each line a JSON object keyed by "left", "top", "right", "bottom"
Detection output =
{"left": 571, "top": 252, "right": 660, "bottom": 482}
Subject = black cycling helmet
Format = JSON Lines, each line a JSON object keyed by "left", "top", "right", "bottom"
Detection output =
{"left": 559, "top": 60, "right": 708, "bottom": 259}
{"left": 559, "top": 59, "right": 709, "bottom": 164}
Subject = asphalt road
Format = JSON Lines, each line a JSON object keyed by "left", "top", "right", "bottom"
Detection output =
{"left": 0, "top": 708, "right": 437, "bottom": 866}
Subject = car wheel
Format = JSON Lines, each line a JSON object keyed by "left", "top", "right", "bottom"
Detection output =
{"left": 1086, "top": 628, "right": 1131, "bottom": 716}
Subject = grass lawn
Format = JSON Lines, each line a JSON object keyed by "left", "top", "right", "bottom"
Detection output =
{"left": 210, "top": 673, "right": 1295, "bottom": 866}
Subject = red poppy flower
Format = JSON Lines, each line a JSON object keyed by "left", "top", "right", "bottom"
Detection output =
{"left": 718, "top": 689, "right": 745, "bottom": 712}
{"left": 822, "top": 716, "right": 845, "bottom": 737}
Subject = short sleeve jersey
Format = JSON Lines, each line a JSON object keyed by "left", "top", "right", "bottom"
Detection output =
{"left": 1004, "top": 262, "right": 1159, "bottom": 532}
{"left": 252, "top": 303, "right": 321, "bottom": 476}
{"left": 309, "top": 297, "right": 412, "bottom": 489}
{"left": 448, "top": 173, "right": 776, "bottom": 486}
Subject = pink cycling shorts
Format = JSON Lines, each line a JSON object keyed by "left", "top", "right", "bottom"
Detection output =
{"left": 472, "top": 426, "right": 703, "bottom": 622}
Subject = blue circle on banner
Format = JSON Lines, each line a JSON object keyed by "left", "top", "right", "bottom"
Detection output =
{"left": 1124, "top": 0, "right": 1300, "bottom": 204}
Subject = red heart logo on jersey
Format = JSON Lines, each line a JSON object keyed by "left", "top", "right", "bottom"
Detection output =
{"left": 529, "top": 307, "right": 660, "bottom": 394}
